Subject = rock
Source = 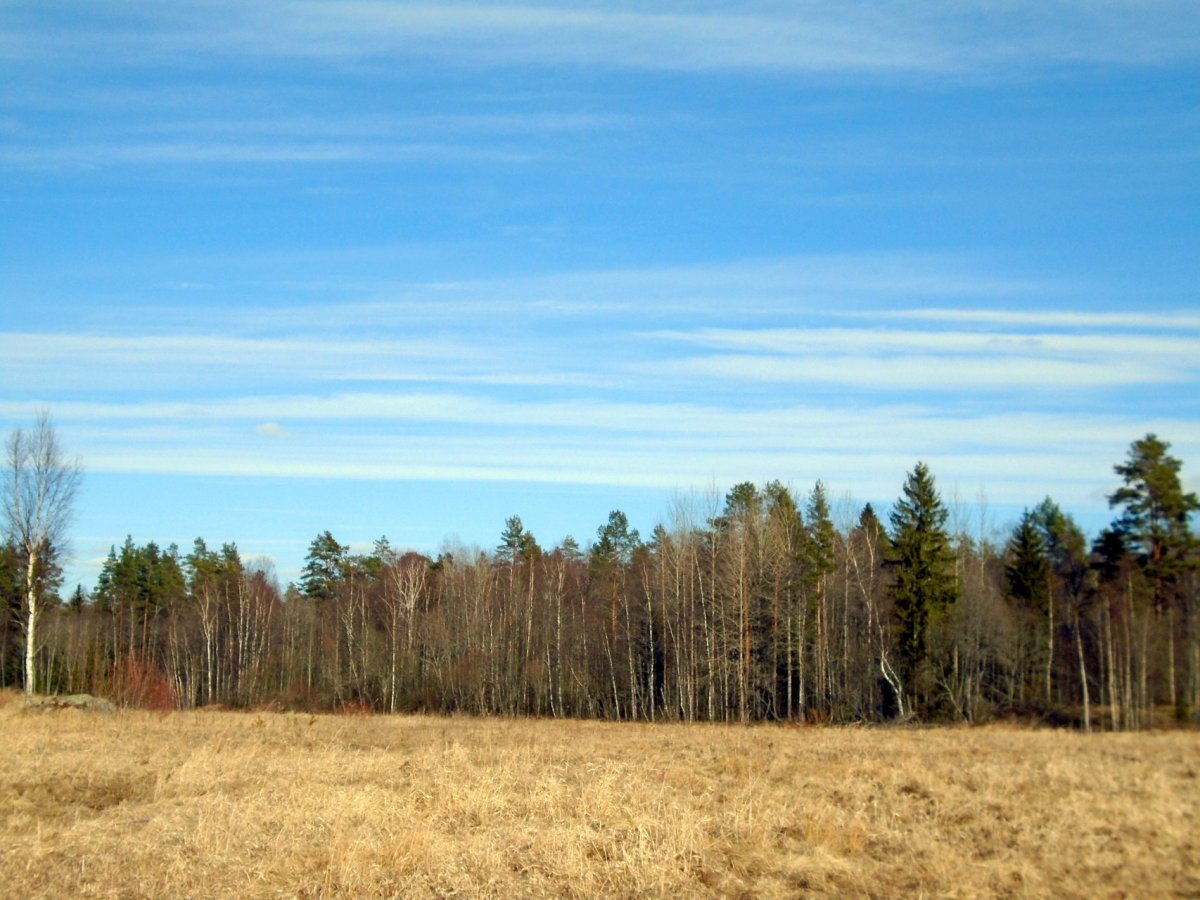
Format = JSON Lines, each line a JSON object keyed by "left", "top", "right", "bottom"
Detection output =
{"left": 28, "top": 693, "right": 117, "bottom": 713}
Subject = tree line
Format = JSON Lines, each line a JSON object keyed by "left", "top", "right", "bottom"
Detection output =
{"left": 3, "top": 421, "right": 1198, "bottom": 729}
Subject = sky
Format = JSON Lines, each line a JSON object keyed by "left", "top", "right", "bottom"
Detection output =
{"left": 2, "top": 1, "right": 1198, "bottom": 591}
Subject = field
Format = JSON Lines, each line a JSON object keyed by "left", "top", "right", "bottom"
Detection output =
{"left": 1, "top": 693, "right": 1197, "bottom": 898}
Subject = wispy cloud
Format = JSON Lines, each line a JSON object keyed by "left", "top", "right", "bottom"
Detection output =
{"left": 52, "top": 398, "right": 1198, "bottom": 513}
{"left": 651, "top": 326, "right": 1200, "bottom": 358}
{"left": 0, "top": 140, "right": 540, "bottom": 170}
{"left": 649, "top": 353, "right": 1172, "bottom": 390}
{"left": 15, "top": 391, "right": 1200, "bottom": 452}
{"left": 2, "top": 249, "right": 1195, "bottom": 547}
{"left": 642, "top": 322, "right": 1200, "bottom": 389}
{"left": 873, "top": 308, "right": 1200, "bottom": 330}
{"left": 0, "top": 332, "right": 505, "bottom": 389}
{"left": 9, "top": 2, "right": 1195, "bottom": 75}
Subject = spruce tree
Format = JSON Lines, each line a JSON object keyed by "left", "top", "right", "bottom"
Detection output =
{"left": 1005, "top": 508, "right": 1054, "bottom": 703}
{"left": 1005, "top": 509, "right": 1051, "bottom": 610}
{"left": 887, "top": 462, "right": 958, "bottom": 693}
{"left": 803, "top": 481, "right": 838, "bottom": 588}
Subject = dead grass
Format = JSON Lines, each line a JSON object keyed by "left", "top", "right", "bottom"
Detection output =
{"left": 1, "top": 691, "right": 1197, "bottom": 898}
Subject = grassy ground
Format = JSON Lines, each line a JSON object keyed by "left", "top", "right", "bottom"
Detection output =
{"left": 1, "top": 692, "right": 1197, "bottom": 898}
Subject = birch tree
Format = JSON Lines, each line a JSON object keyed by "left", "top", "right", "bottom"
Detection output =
{"left": 3, "top": 413, "right": 81, "bottom": 700}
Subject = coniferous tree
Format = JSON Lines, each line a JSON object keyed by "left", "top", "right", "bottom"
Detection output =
{"left": 497, "top": 515, "right": 533, "bottom": 564}
{"left": 593, "top": 510, "right": 640, "bottom": 565}
{"left": 887, "top": 463, "right": 958, "bottom": 703}
{"left": 1006, "top": 509, "right": 1053, "bottom": 702}
{"left": 1109, "top": 434, "right": 1199, "bottom": 719}
{"left": 300, "top": 531, "right": 347, "bottom": 602}
{"left": 1030, "top": 497, "right": 1092, "bottom": 728}
{"left": 559, "top": 535, "right": 583, "bottom": 561}
{"left": 1006, "top": 510, "right": 1051, "bottom": 607}
{"left": 1109, "top": 434, "right": 1198, "bottom": 610}
{"left": 803, "top": 481, "right": 838, "bottom": 715}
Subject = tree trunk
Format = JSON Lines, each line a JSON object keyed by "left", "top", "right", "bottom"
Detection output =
{"left": 1074, "top": 609, "right": 1090, "bottom": 734}
{"left": 23, "top": 550, "right": 38, "bottom": 700}
{"left": 1045, "top": 590, "right": 1054, "bottom": 704}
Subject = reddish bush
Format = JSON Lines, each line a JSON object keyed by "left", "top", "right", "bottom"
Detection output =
{"left": 109, "top": 657, "right": 177, "bottom": 712}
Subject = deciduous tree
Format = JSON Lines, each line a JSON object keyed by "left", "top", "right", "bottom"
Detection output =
{"left": 2, "top": 413, "right": 81, "bottom": 700}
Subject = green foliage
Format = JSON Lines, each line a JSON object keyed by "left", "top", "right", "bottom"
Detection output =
{"left": 887, "top": 462, "right": 958, "bottom": 685}
{"left": 1109, "top": 433, "right": 1198, "bottom": 606}
{"left": 0, "top": 543, "right": 23, "bottom": 686}
{"left": 21, "top": 432, "right": 1198, "bottom": 727}
{"left": 857, "top": 503, "right": 885, "bottom": 544}
{"left": 95, "top": 536, "right": 187, "bottom": 617}
{"left": 185, "top": 537, "right": 243, "bottom": 597}
{"left": 592, "top": 510, "right": 640, "bottom": 565}
{"left": 559, "top": 535, "right": 583, "bottom": 561}
{"left": 1091, "top": 527, "right": 1131, "bottom": 585}
{"left": 300, "top": 531, "right": 348, "bottom": 601}
{"left": 763, "top": 481, "right": 803, "bottom": 557}
{"left": 721, "top": 482, "right": 762, "bottom": 525}
{"left": 1005, "top": 509, "right": 1051, "bottom": 612}
{"left": 1030, "top": 498, "right": 1088, "bottom": 594}
{"left": 803, "top": 480, "right": 838, "bottom": 585}
{"left": 497, "top": 515, "right": 539, "bottom": 564}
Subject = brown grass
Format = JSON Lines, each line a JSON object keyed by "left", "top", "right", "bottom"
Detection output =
{"left": 1, "top": 691, "right": 1197, "bottom": 898}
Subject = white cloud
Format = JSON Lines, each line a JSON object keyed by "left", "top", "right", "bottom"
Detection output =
{"left": 873, "top": 308, "right": 1200, "bottom": 330}
{"left": 642, "top": 322, "right": 1200, "bottom": 389}
{"left": 19, "top": 2, "right": 1193, "bottom": 75}
{"left": 0, "top": 140, "right": 539, "bottom": 170}
{"left": 647, "top": 353, "right": 1178, "bottom": 390}
{"left": 254, "top": 422, "right": 291, "bottom": 439}
{"left": 650, "top": 326, "right": 1200, "bottom": 359}
{"left": 0, "top": 332, "right": 495, "bottom": 390}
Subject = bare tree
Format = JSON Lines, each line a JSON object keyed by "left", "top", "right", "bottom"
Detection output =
{"left": 3, "top": 413, "right": 81, "bottom": 700}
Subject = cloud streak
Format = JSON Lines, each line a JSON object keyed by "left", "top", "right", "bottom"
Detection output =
{"left": 9, "top": 2, "right": 1197, "bottom": 75}
{"left": 873, "top": 308, "right": 1200, "bottom": 331}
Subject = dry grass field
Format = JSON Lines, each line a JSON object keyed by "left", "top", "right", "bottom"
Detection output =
{"left": 1, "top": 691, "right": 1197, "bottom": 898}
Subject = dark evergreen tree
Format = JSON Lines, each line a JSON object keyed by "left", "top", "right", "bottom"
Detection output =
{"left": 300, "top": 531, "right": 348, "bottom": 602}
{"left": 559, "top": 535, "right": 583, "bottom": 561}
{"left": 887, "top": 462, "right": 958, "bottom": 694}
{"left": 857, "top": 503, "right": 886, "bottom": 546}
{"left": 1006, "top": 508, "right": 1055, "bottom": 704}
{"left": 803, "top": 481, "right": 838, "bottom": 589}
{"left": 1109, "top": 433, "right": 1198, "bottom": 610}
{"left": 592, "top": 510, "right": 640, "bottom": 565}
{"left": 1031, "top": 498, "right": 1089, "bottom": 600}
{"left": 1109, "top": 434, "right": 1199, "bottom": 720}
{"left": 0, "top": 542, "right": 23, "bottom": 687}
{"left": 497, "top": 515, "right": 538, "bottom": 564}
{"left": 1005, "top": 509, "right": 1051, "bottom": 609}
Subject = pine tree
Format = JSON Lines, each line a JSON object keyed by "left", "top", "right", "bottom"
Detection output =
{"left": 1109, "top": 434, "right": 1198, "bottom": 610}
{"left": 593, "top": 510, "right": 640, "bottom": 565}
{"left": 497, "top": 515, "right": 531, "bottom": 564}
{"left": 300, "top": 531, "right": 347, "bottom": 602}
{"left": 1109, "top": 434, "right": 1199, "bottom": 719}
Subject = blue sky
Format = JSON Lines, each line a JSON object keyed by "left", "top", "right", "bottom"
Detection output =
{"left": 2, "top": 1, "right": 1198, "bottom": 590}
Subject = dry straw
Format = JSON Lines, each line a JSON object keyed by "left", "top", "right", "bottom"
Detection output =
{"left": 1, "top": 691, "right": 1197, "bottom": 897}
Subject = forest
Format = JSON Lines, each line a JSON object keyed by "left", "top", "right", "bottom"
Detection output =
{"left": 2, "top": 432, "right": 1197, "bottom": 730}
